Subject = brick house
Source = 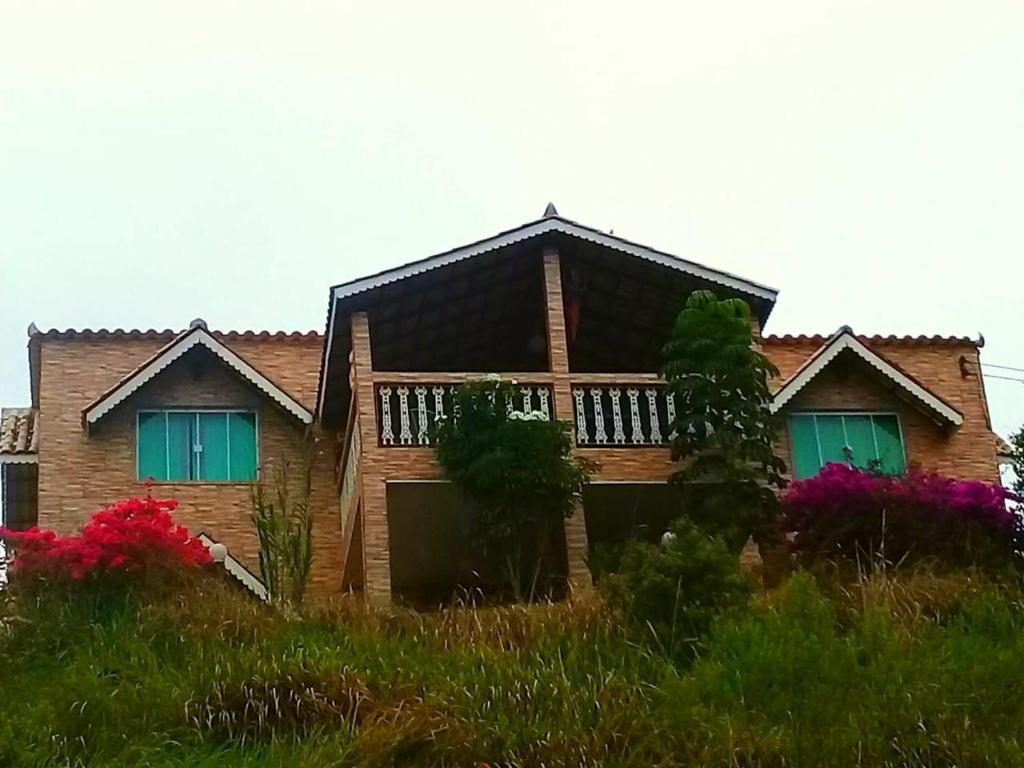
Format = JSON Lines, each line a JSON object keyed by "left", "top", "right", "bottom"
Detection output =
{"left": 0, "top": 207, "right": 1007, "bottom": 603}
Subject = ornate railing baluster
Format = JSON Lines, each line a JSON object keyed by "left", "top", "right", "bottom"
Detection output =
{"left": 432, "top": 386, "right": 446, "bottom": 425}
{"left": 627, "top": 388, "right": 644, "bottom": 444}
{"left": 645, "top": 388, "right": 662, "bottom": 444}
{"left": 590, "top": 388, "right": 608, "bottom": 444}
{"left": 521, "top": 386, "right": 533, "bottom": 414}
{"left": 415, "top": 386, "right": 429, "bottom": 445}
{"left": 573, "top": 388, "right": 589, "bottom": 444}
{"left": 609, "top": 388, "right": 626, "bottom": 444}
{"left": 396, "top": 387, "right": 413, "bottom": 445}
{"left": 451, "top": 385, "right": 461, "bottom": 423}
{"left": 538, "top": 388, "right": 550, "bottom": 419}
{"left": 379, "top": 386, "right": 395, "bottom": 445}
{"left": 666, "top": 391, "right": 677, "bottom": 440}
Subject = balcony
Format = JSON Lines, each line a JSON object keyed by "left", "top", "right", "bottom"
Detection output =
{"left": 366, "top": 372, "right": 673, "bottom": 451}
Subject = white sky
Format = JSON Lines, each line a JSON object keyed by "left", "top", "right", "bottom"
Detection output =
{"left": 1, "top": 1, "right": 1022, "bottom": 438}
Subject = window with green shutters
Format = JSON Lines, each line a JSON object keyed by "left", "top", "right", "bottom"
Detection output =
{"left": 137, "top": 410, "right": 258, "bottom": 482}
{"left": 788, "top": 412, "right": 906, "bottom": 480}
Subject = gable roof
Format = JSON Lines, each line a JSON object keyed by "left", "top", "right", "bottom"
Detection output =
{"left": 317, "top": 207, "right": 780, "bottom": 421}
{"left": 770, "top": 326, "right": 964, "bottom": 427}
{"left": 330, "top": 209, "right": 779, "bottom": 304}
{"left": 82, "top": 320, "right": 314, "bottom": 430}
{"left": 0, "top": 408, "right": 38, "bottom": 464}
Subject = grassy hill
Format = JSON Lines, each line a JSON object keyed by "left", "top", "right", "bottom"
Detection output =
{"left": 2, "top": 570, "right": 1024, "bottom": 767}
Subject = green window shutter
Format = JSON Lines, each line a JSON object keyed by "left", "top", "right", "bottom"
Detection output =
{"left": 137, "top": 412, "right": 168, "bottom": 481}
{"left": 167, "top": 412, "right": 195, "bottom": 481}
{"left": 815, "top": 415, "right": 848, "bottom": 466}
{"left": 872, "top": 415, "right": 906, "bottom": 474}
{"left": 198, "top": 413, "right": 230, "bottom": 481}
{"left": 842, "top": 415, "right": 876, "bottom": 470}
{"left": 228, "top": 412, "right": 258, "bottom": 481}
{"left": 788, "top": 415, "right": 821, "bottom": 479}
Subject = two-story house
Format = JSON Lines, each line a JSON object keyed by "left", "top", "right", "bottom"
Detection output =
{"left": 0, "top": 207, "right": 1005, "bottom": 603}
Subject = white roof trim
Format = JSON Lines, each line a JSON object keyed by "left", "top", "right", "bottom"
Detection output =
{"left": 770, "top": 332, "right": 963, "bottom": 426}
{"left": 198, "top": 533, "right": 269, "bottom": 601}
{"left": 84, "top": 327, "right": 314, "bottom": 427}
{"left": 0, "top": 454, "right": 37, "bottom": 465}
{"left": 317, "top": 295, "right": 338, "bottom": 420}
{"left": 331, "top": 217, "right": 779, "bottom": 303}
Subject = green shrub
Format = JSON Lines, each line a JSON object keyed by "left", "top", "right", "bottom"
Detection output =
{"left": 601, "top": 518, "right": 751, "bottom": 652}
{"left": 434, "top": 377, "right": 595, "bottom": 600}
{"left": 6, "top": 566, "right": 1024, "bottom": 766}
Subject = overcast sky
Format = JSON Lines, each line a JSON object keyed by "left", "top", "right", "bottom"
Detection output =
{"left": 1, "top": 1, "right": 1022, "bottom": 438}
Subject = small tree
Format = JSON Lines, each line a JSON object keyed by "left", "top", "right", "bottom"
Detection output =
{"left": 661, "top": 290, "right": 787, "bottom": 551}
{"left": 434, "top": 378, "right": 595, "bottom": 601}
{"left": 250, "top": 435, "right": 315, "bottom": 606}
{"left": 601, "top": 518, "right": 750, "bottom": 654}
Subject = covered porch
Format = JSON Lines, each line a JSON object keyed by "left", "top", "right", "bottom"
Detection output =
{"left": 321, "top": 208, "right": 777, "bottom": 603}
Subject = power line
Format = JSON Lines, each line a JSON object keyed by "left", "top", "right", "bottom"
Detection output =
{"left": 983, "top": 362, "right": 1024, "bottom": 374}
{"left": 984, "top": 373, "right": 1024, "bottom": 383}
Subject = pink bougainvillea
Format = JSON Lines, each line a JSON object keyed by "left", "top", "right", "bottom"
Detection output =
{"left": 783, "top": 463, "right": 1022, "bottom": 567}
{"left": 0, "top": 495, "right": 211, "bottom": 585}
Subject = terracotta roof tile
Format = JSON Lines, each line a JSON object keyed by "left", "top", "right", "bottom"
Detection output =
{"left": 0, "top": 408, "right": 38, "bottom": 457}
{"left": 764, "top": 333, "right": 978, "bottom": 346}
{"left": 28, "top": 327, "right": 322, "bottom": 342}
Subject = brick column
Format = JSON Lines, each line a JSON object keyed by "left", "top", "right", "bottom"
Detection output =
{"left": 350, "top": 312, "right": 392, "bottom": 605}
{"left": 542, "top": 247, "right": 593, "bottom": 591}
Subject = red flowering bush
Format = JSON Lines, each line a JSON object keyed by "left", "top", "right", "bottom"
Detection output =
{"left": 783, "top": 464, "right": 1023, "bottom": 568}
{"left": 0, "top": 495, "right": 211, "bottom": 590}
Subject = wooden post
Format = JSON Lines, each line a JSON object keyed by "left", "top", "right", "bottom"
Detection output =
{"left": 350, "top": 312, "right": 392, "bottom": 605}
{"left": 542, "top": 248, "right": 593, "bottom": 591}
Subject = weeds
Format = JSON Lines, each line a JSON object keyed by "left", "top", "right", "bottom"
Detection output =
{"left": 3, "top": 570, "right": 1024, "bottom": 766}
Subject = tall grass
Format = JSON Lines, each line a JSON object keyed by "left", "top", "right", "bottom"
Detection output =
{"left": 3, "top": 569, "right": 1024, "bottom": 766}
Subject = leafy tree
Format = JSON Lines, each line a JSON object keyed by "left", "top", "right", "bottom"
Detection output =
{"left": 435, "top": 378, "right": 595, "bottom": 601}
{"left": 1008, "top": 427, "right": 1024, "bottom": 498}
{"left": 661, "top": 290, "right": 787, "bottom": 551}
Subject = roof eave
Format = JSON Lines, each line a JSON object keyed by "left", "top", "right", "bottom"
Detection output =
{"left": 330, "top": 215, "right": 779, "bottom": 306}
{"left": 770, "top": 331, "right": 964, "bottom": 428}
{"left": 82, "top": 326, "right": 314, "bottom": 431}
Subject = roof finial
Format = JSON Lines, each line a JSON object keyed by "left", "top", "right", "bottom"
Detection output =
{"left": 543, "top": 202, "right": 558, "bottom": 218}
{"left": 189, "top": 318, "right": 208, "bottom": 331}
{"left": 27, "top": 322, "right": 39, "bottom": 337}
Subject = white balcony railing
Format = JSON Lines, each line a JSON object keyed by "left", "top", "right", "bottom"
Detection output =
{"left": 375, "top": 382, "right": 554, "bottom": 446}
{"left": 571, "top": 384, "right": 674, "bottom": 447}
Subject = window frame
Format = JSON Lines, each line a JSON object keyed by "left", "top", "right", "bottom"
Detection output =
{"left": 787, "top": 410, "right": 907, "bottom": 479}
{"left": 136, "top": 408, "right": 260, "bottom": 484}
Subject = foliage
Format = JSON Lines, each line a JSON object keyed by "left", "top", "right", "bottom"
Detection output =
{"left": 660, "top": 290, "right": 787, "bottom": 550}
{"left": 601, "top": 517, "right": 751, "bottom": 653}
{"left": 783, "top": 462, "right": 1023, "bottom": 568}
{"left": 434, "top": 377, "right": 595, "bottom": 600}
{"left": 659, "top": 571, "right": 1024, "bottom": 766}
{"left": 6, "top": 569, "right": 1024, "bottom": 766}
{"left": 250, "top": 435, "right": 315, "bottom": 606}
{"left": 0, "top": 495, "right": 210, "bottom": 593}
{"left": 1008, "top": 426, "right": 1024, "bottom": 497}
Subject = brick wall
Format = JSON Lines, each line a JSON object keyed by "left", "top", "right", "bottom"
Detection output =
{"left": 764, "top": 337, "right": 999, "bottom": 483}
{"left": 30, "top": 326, "right": 1001, "bottom": 605}
{"left": 35, "top": 334, "right": 346, "bottom": 599}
